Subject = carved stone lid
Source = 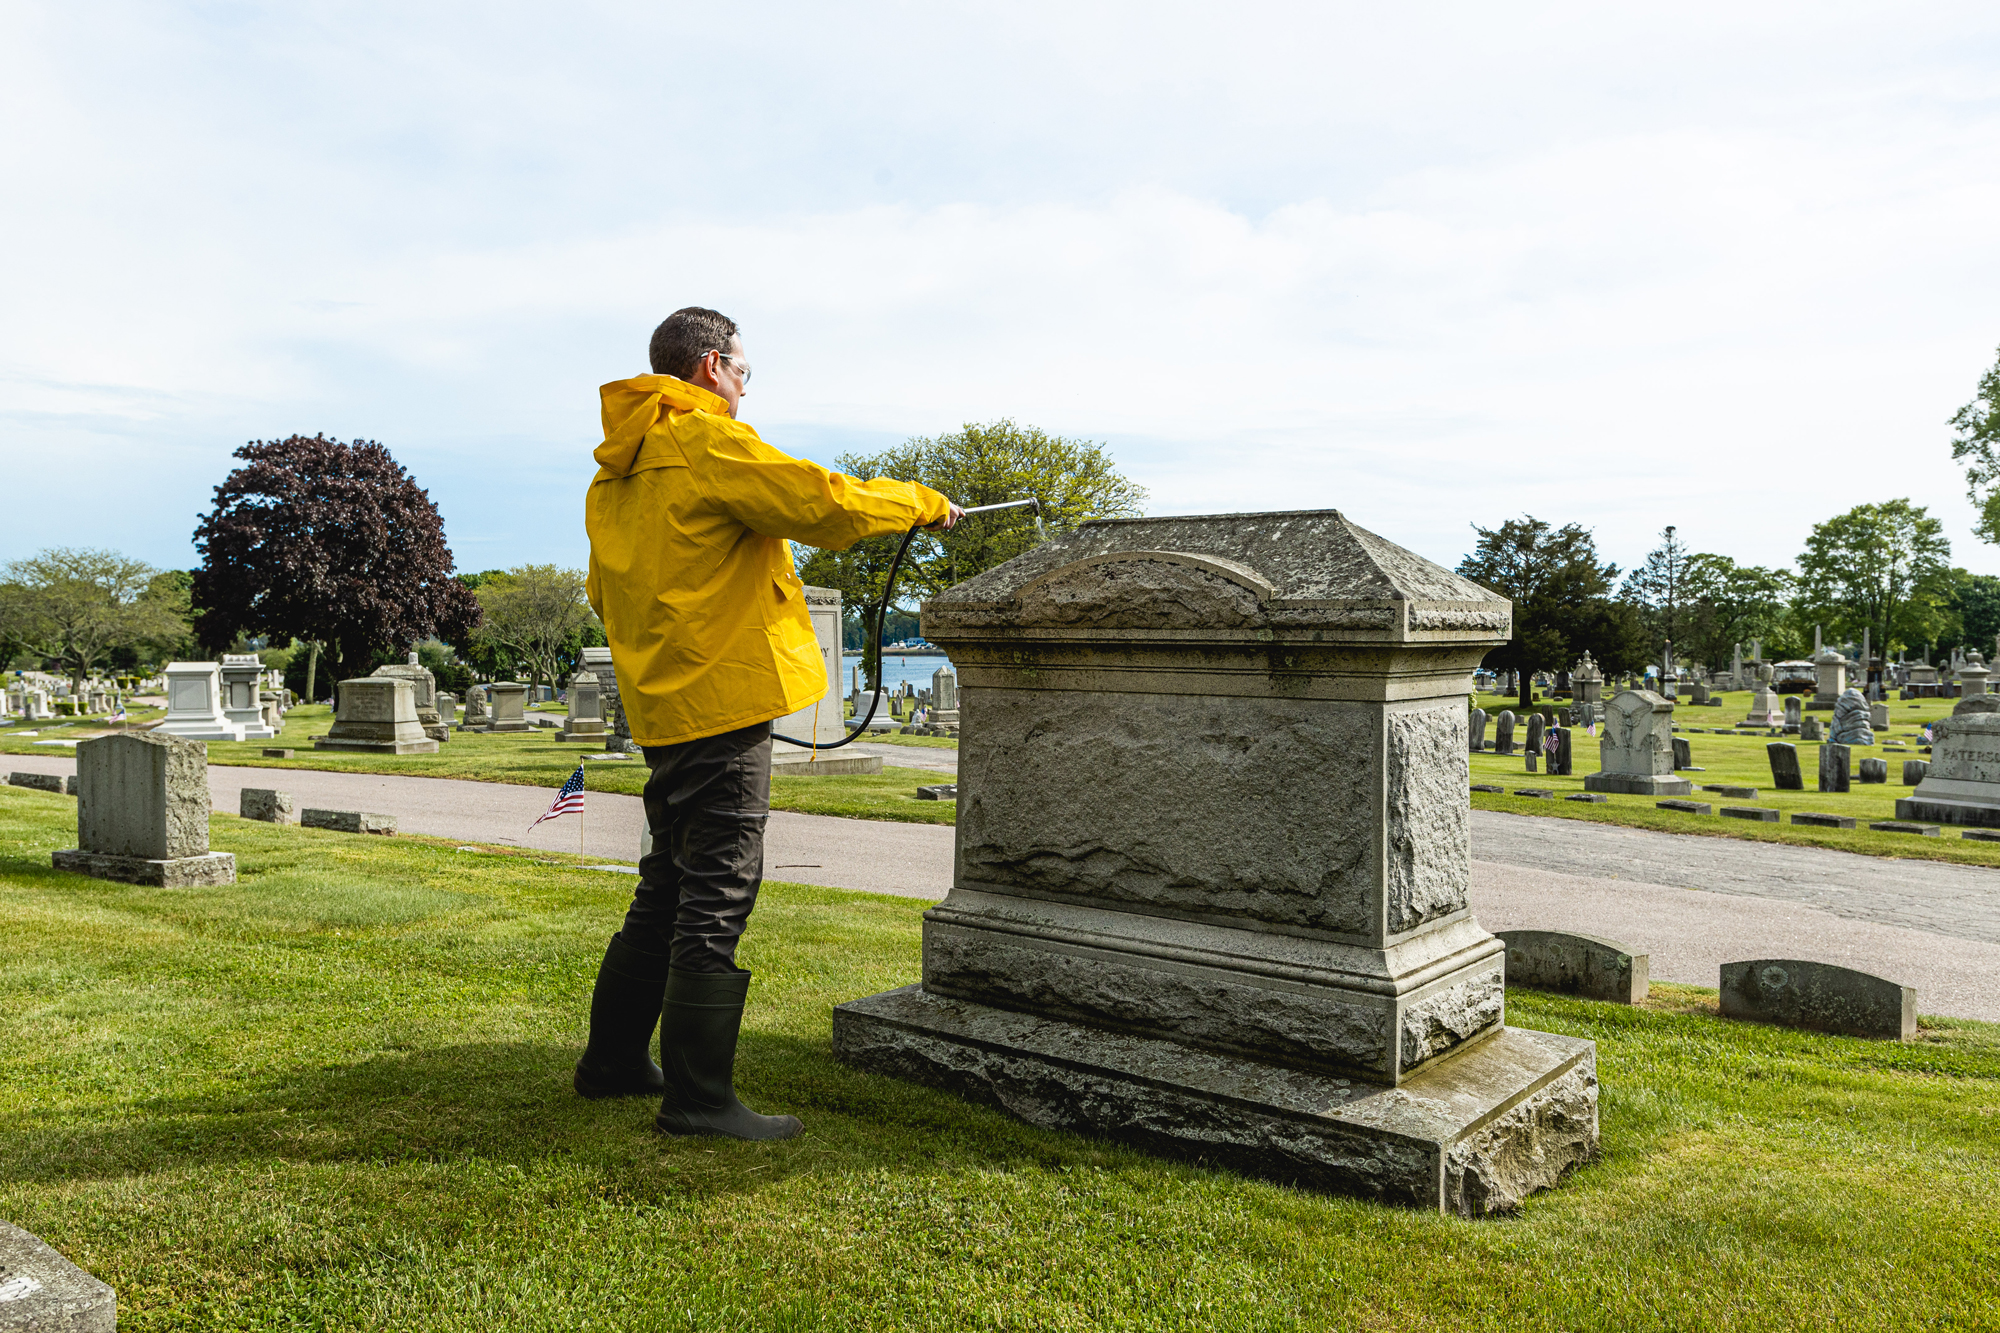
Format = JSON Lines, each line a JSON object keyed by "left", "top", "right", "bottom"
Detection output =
{"left": 924, "top": 509, "right": 1510, "bottom": 643}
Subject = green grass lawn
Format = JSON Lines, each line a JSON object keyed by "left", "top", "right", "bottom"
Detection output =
{"left": 0, "top": 707, "right": 959, "bottom": 827}
{"left": 2, "top": 784, "right": 1997, "bottom": 1330}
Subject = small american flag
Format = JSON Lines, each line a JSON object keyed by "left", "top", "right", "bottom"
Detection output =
{"left": 530, "top": 764, "right": 587, "bottom": 831}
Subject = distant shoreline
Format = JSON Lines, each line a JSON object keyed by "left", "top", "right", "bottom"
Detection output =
{"left": 843, "top": 649, "right": 948, "bottom": 657}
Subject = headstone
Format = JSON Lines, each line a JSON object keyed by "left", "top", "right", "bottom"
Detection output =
{"left": 485, "top": 681, "right": 531, "bottom": 733}
{"left": 1829, "top": 688, "right": 1874, "bottom": 746}
{"left": 1524, "top": 712, "right": 1545, "bottom": 772}
{"left": 154, "top": 661, "right": 243, "bottom": 742}
{"left": 1670, "top": 735, "right": 1691, "bottom": 769}
{"left": 1902, "top": 760, "right": 1929, "bottom": 785}
{"left": 580, "top": 646, "right": 636, "bottom": 753}
{"left": 462, "top": 684, "right": 490, "bottom": 728}
{"left": 259, "top": 689, "right": 283, "bottom": 732}
{"left": 1548, "top": 725, "right": 1572, "bottom": 776}
{"left": 1497, "top": 930, "right": 1648, "bottom": 1004}
{"left": 1720, "top": 959, "right": 1915, "bottom": 1040}
{"left": 1791, "top": 811, "right": 1855, "bottom": 828}
{"left": 372, "top": 663, "right": 449, "bottom": 742}
{"left": 1800, "top": 716, "right": 1824, "bottom": 742}
{"left": 1818, "top": 742, "right": 1851, "bottom": 793}
{"left": 933, "top": 666, "right": 958, "bottom": 712}
{"left": 1583, "top": 690, "right": 1692, "bottom": 795}
{"left": 1468, "top": 707, "right": 1488, "bottom": 752}
{"left": 301, "top": 809, "right": 398, "bottom": 834}
{"left": 1742, "top": 662, "right": 1782, "bottom": 728}
{"left": 1783, "top": 696, "right": 1802, "bottom": 731}
{"left": 773, "top": 586, "right": 847, "bottom": 758}
{"left": 220, "top": 653, "right": 277, "bottom": 740}
{"left": 313, "top": 677, "right": 440, "bottom": 754}
{"left": 52, "top": 732, "right": 236, "bottom": 886}
{"left": 1570, "top": 652, "right": 1603, "bottom": 726}
{"left": 0, "top": 1218, "right": 117, "bottom": 1331}
{"left": 1856, "top": 757, "right": 1888, "bottom": 784}
{"left": 1810, "top": 647, "right": 1847, "bottom": 711}
{"left": 240, "top": 787, "right": 297, "bottom": 823}
{"left": 435, "top": 692, "right": 457, "bottom": 725}
{"left": 832, "top": 509, "right": 1598, "bottom": 1214}
{"left": 1494, "top": 710, "right": 1516, "bottom": 754}
{"left": 559, "top": 669, "right": 608, "bottom": 740}
{"left": 9, "top": 772, "right": 76, "bottom": 794}
{"left": 1767, "top": 742, "right": 1804, "bottom": 790}
{"left": 1962, "top": 652, "right": 1992, "bottom": 700}
{"left": 1896, "top": 694, "right": 2000, "bottom": 827}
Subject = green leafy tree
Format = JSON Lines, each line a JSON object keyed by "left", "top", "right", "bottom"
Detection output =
{"left": 0, "top": 548, "right": 187, "bottom": 692}
{"left": 797, "top": 421, "right": 1146, "bottom": 685}
{"left": 1792, "top": 500, "right": 1952, "bottom": 660}
{"left": 1620, "top": 525, "right": 1692, "bottom": 655}
{"left": 470, "top": 565, "right": 599, "bottom": 694}
{"left": 1927, "top": 569, "right": 2000, "bottom": 663}
{"left": 1456, "top": 517, "right": 1644, "bottom": 707}
{"left": 1678, "top": 554, "right": 1795, "bottom": 671}
{"left": 1950, "top": 344, "right": 2000, "bottom": 545}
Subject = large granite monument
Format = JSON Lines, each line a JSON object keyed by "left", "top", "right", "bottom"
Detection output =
{"left": 372, "top": 661, "right": 449, "bottom": 742}
{"left": 1829, "top": 687, "right": 1874, "bottom": 746}
{"left": 219, "top": 653, "right": 277, "bottom": 740}
{"left": 485, "top": 681, "right": 530, "bottom": 732}
{"left": 1583, "top": 690, "right": 1692, "bottom": 796}
{"left": 154, "top": 661, "right": 242, "bottom": 742}
{"left": 559, "top": 669, "right": 607, "bottom": 740}
{"left": 832, "top": 509, "right": 1598, "bottom": 1214}
{"left": 1897, "top": 694, "right": 2000, "bottom": 827}
{"left": 313, "top": 677, "right": 439, "bottom": 754}
{"left": 53, "top": 732, "right": 236, "bottom": 886}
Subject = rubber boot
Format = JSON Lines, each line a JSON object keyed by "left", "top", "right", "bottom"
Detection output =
{"left": 573, "top": 933, "right": 671, "bottom": 1099}
{"left": 654, "top": 969, "right": 803, "bottom": 1140}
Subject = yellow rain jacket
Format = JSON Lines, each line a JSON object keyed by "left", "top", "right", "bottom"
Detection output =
{"left": 586, "top": 375, "right": 949, "bottom": 747}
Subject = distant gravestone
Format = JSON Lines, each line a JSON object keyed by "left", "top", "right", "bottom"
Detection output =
{"left": 239, "top": 787, "right": 296, "bottom": 824}
{"left": 1548, "top": 726, "right": 1572, "bottom": 776}
{"left": 1870, "top": 701, "right": 1890, "bottom": 731}
{"left": 1583, "top": 690, "right": 1690, "bottom": 795}
{"left": 154, "top": 660, "right": 241, "bottom": 742}
{"left": 221, "top": 653, "right": 277, "bottom": 740}
{"left": 1818, "top": 742, "right": 1851, "bottom": 793}
{"left": 1670, "top": 736, "right": 1691, "bottom": 769}
{"left": 53, "top": 732, "right": 235, "bottom": 886}
{"left": 485, "top": 682, "right": 531, "bottom": 733}
{"left": 372, "top": 663, "right": 448, "bottom": 742}
{"left": 1719, "top": 959, "right": 1915, "bottom": 1040}
{"left": 1524, "top": 712, "right": 1545, "bottom": 772}
{"left": 301, "top": 809, "right": 397, "bottom": 835}
{"left": 1903, "top": 759, "right": 1930, "bottom": 785}
{"left": 314, "top": 677, "right": 439, "bottom": 754}
{"left": 1856, "top": 757, "right": 1888, "bottom": 784}
{"left": 0, "top": 1218, "right": 117, "bottom": 1331}
{"left": 1783, "top": 696, "right": 1802, "bottom": 730}
{"left": 1830, "top": 688, "right": 1874, "bottom": 746}
{"left": 1498, "top": 930, "right": 1648, "bottom": 1004}
{"left": 462, "top": 684, "right": 490, "bottom": 728}
{"left": 1767, "top": 742, "right": 1804, "bottom": 790}
{"left": 1494, "top": 709, "right": 1516, "bottom": 754}
{"left": 1800, "top": 716, "right": 1825, "bottom": 742}
{"left": 1743, "top": 663, "right": 1783, "bottom": 727}
{"left": 1468, "top": 707, "right": 1488, "bottom": 753}
{"left": 559, "top": 669, "right": 607, "bottom": 740}
{"left": 581, "top": 646, "right": 635, "bottom": 752}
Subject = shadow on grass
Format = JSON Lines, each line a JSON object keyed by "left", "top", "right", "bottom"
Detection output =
{"left": 0, "top": 1029, "right": 1124, "bottom": 1201}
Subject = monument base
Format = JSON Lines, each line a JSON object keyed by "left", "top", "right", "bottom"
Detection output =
{"left": 833, "top": 985, "right": 1597, "bottom": 1217}
{"left": 1894, "top": 794, "right": 2000, "bottom": 828}
{"left": 52, "top": 848, "right": 236, "bottom": 887}
{"left": 484, "top": 721, "right": 530, "bottom": 733}
{"left": 559, "top": 720, "right": 607, "bottom": 741}
{"left": 1582, "top": 772, "right": 1693, "bottom": 796}
{"left": 0, "top": 1219, "right": 116, "bottom": 1332}
{"left": 312, "top": 736, "right": 440, "bottom": 754}
{"left": 771, "top": 745, "right": 883, "bottom": 776}
{"left": 423, "top": 724, "right": 450, "bottom": 743}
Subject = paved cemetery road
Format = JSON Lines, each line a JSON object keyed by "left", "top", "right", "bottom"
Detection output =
{"left": 7, "top": 754, "right": 2000, "bottom": 1022}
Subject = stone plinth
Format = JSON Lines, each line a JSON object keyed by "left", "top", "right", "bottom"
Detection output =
{"left": 0, "top": 1218, "right": 117, "bottom": 1331}
{"left": 240, "top": 787, "right": 296, "bottom": 824}
{"left": 53, "top": 732, "right": 236, "bottom": 886}
{"left": 155, "top": 661, "right": 243, "bottom": 742}
{"left": 220, "top": 653, "right": 276, "bottom": 740}
{"left": 1583, "top": 691, "right": 1691, "bottom": 796}
{"left": 1743, "top": 663, "right": 1782, "bottom": 727}
{"left": 314, "top": 677, "right": 438, "bottom": 754}
{"left": 1810, "top": 650, "right": 1847, "bottom": 711}
{"left": 559, "top": 670, "right": 607, "bottom": 739}
{"left": 485, "top": 681, "right": 530, "bottom": 732}
{"left": 373, "top": 664, "right": 449, "bottom": 742}
{"left": 834, "top": 509, "right": 1597, "bottom": 1210}
{"left": 1720, "top": 959, "right": 1915, "bottom": 1040}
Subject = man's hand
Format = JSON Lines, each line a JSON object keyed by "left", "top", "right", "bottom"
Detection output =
{"left": 928, "top": 503, "right": 965, "bottom": 531}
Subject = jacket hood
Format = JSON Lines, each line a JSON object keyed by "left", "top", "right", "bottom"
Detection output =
{"left": 595, "top": 375, "right": 730, "bottom": 476}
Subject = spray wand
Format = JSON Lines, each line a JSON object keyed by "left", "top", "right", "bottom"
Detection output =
{"left": 772, "top": 497, "right": 1041, "bottom": 750}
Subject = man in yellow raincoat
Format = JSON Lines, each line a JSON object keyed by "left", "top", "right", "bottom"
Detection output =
{"left": 574, "top": 307, "right": 959, "bottom": 1141}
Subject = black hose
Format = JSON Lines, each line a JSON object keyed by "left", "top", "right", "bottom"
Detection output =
{"left": 771, "top": 522, "right": 923, "bottom": 751}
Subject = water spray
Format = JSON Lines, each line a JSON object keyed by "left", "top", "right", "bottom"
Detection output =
{"left": 772, "top": 497, "right": 1042, "bottom": 750}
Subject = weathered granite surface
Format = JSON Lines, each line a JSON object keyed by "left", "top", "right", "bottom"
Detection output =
{"left": 1719, "top": 959, "right": 1915, "bottom": 1040}
{"left": 834, "top": 985, "right": 1596, "bottom": 1215}
{"left": 53, "top": 732, "right": 236, "bottom": 887}
{"left": 1497, "top": 929, "right": 1648, "bottom": 1004}
{"left": 239, "top": 787, "right": 296, "bottom": 824}
{"left": 50, "top": 848, "right": 236, "bottom": 887}
{"left": 301, "top": 809, "right": 397, "bottom": 835}
{"left": 1584, "top": 691, "right": 1691, "bottom": 796}
{"left": 7, "top": 772, "right": 74, "bottom": 795}
{"left": 1830, "top": 688, "right": 1874, "bottom": 745}
{"left": 316, "top": 677, "right": 438, "bottom": 754}
{"left": 372, "top": 663, "right": 448, "bottom": 742}
{"left": 0, "top": 1218, "right": 115, "bottom": 1331}
{"left": 1897, "top": 699, "right": 2000, "bottom": 826}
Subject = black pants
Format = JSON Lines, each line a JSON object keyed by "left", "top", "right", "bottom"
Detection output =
{"left": 621, "top": 721, "right": 772, "bottom": 973}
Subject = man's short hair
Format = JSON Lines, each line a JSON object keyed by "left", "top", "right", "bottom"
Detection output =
{"left": 649, "top": 307, "right": 740, "bottom": 378}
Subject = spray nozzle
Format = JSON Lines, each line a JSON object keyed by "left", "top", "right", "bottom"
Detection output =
{"left": 960, "top": 497, "right": 1045, "bottom": 542}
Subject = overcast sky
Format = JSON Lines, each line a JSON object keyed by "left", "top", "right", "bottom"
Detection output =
{"left": 7, "top": 2, "right": 2000, "bottom": 583}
